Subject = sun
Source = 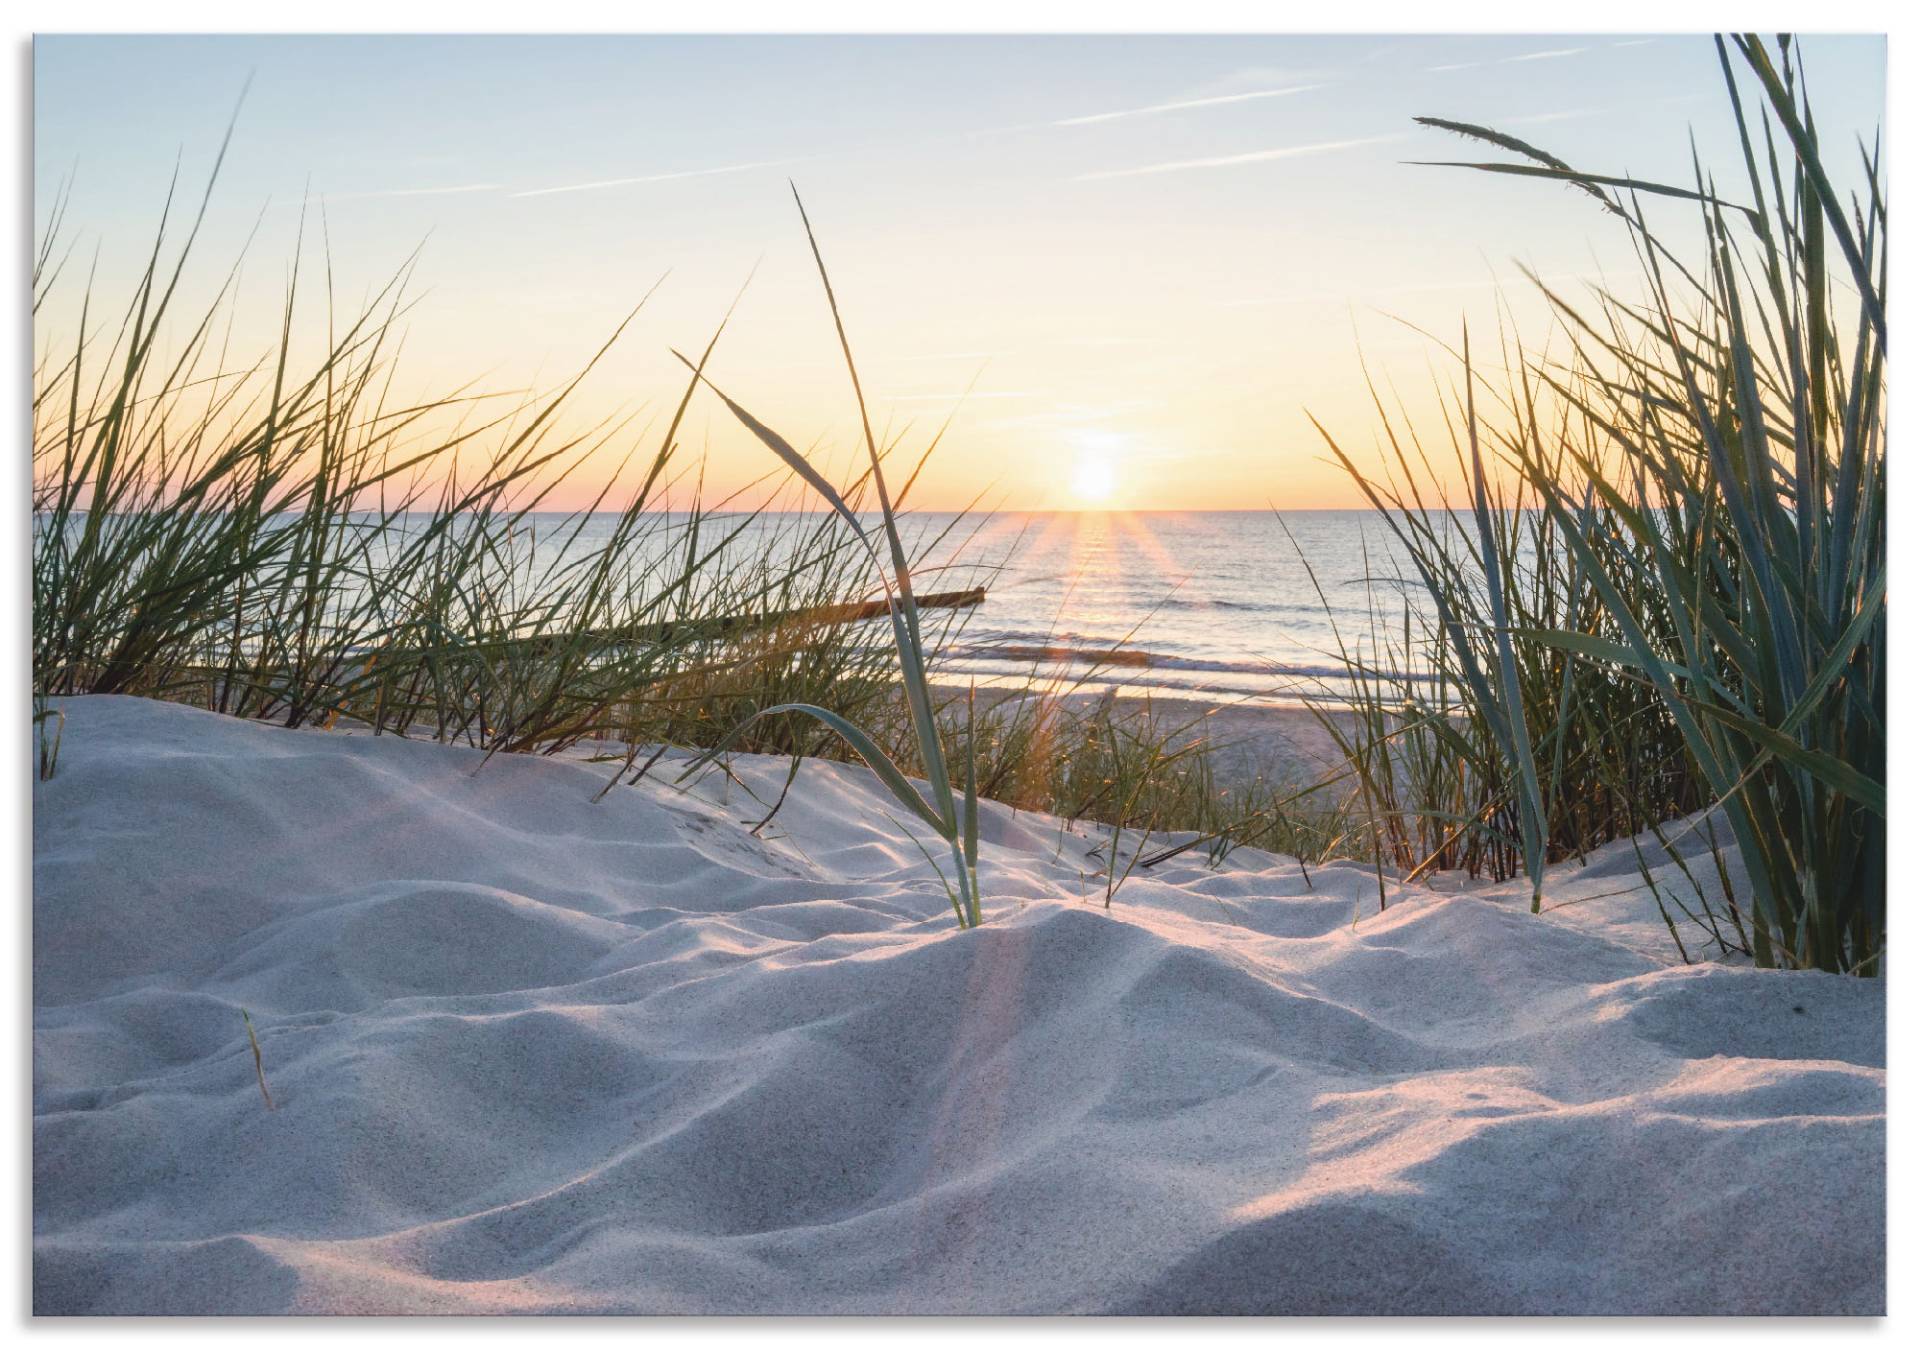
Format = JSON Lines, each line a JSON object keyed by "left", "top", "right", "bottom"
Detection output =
{"left": 1071, "top": 450, "right": 1116, "bottom": 504}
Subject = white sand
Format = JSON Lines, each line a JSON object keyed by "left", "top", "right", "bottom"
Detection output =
{"left": 962, "top": 684, "right": 1356, "bottom": 793}
{"left": 33, "top": 695, "right": 1883, "bottom": 1315}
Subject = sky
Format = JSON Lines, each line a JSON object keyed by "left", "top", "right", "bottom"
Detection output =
{"left": 32, "top": 33, "right": 1887, "bottom": 512}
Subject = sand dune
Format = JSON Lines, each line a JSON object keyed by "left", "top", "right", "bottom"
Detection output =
{"left": 33, "top": 696, "right": 1883, "bottom": 1315}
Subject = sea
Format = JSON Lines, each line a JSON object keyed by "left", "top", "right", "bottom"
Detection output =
{"left": 914, "top": 510, "right": 1432, "bottom": 705}
{"left": 501, "top": 509, "right": 1443, "bottom": 707}
{"left": 43, "top": 507, "right": 1452, "bottom": 706}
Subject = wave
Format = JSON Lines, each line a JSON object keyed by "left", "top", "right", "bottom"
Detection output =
{"left": 939, "top": 640, "right": 1435, "bottom": 687}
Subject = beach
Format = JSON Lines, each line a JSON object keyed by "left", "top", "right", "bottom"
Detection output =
{"left": 960, "top": 683, "right": 1356, "bottom": 791}
{"left": 27, "top": 25, "right": 1889, "bottom": 1323}
{"left": 32, "top": 695, "right": 1885, "bottom": 1315}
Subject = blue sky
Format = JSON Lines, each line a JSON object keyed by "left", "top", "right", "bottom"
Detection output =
{"left": 33, "top": 34, "right": 1888, "bottom": 509}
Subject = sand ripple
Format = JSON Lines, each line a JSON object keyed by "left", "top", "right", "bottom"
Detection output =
{"left": 33, "top": 696, "right": 1883, "bottom": 1314}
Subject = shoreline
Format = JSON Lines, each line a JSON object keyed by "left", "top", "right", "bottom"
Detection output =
{"left": 946, "top": 681, "right": 1357, "bottom": 795}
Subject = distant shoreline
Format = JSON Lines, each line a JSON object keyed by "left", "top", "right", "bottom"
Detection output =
{"left": 941, "top": 681, "right": 1356, "bottom": 795}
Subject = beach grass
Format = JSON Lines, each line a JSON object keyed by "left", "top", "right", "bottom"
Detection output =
{"left": 28, "top": 129, "right": 1314, "bottom": 905}
{"left": 1316, "top": 34, "right": 1884, "bottom": 973}
{"left": 29, "top": 132, "right": 987, "bottom": 779}
{"left": 31, "top": 35, "right": 1882, "bottom": 972}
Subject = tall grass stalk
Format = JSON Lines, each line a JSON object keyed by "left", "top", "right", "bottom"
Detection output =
{"left": 677, "top": 190, "right": 985, "bottom": 929}
{"left": 241, "top": 1009, "right": 275, "bottom": 1111}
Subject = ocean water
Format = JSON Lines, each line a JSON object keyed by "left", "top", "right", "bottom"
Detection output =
{"left": 507, "top": 509, "right": 1440, "bottom": 706}
{"left": 44, "top": 507, "right": 1448, "bottom": 706}
{"left": 920, "top": 510, "right": 1432, "bottom": 704}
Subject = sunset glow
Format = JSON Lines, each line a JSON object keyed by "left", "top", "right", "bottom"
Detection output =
{"left": 30, "top": 34, "right": 1887, "bottom": 512}
{"left": 1071, "top": 450, "right": 1117, "bottom": 504}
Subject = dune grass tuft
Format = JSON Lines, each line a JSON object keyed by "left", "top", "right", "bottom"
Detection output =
{"left": 1317, "top": 33, "right": 1884, "bottom": 973}
{"left": 30, "top": 125, "right": 986, "bottom": 778}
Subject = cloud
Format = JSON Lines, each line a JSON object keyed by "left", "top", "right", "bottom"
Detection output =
{"left": 511, "top": 159, "right": 786, "bottom": 199}
{"left": 1505, "top": 47, "right": 1588, "bottom": 63}
{"left": 1172, "top": 64, "right": 1335, "bottom": 98}
{"left": 984, "top": 398, "right": 1164, "bottom": 433}
{"left": 1074, "top": 133, "right": 1406, "bottom": 182}
{"left": 1220, "top": 269, "right": 1610, "bottom": 308}
{"left": 1055, "top": 83, "right": 1324, "bottom": 127}
{"left": 1426, "top": 45, "right": 1591, "bottom": 74}
{"left": 886, "top": 350, "right": 1018, "bottom": 363}
{"left": 316, "top": 182, "right": 503, "bottom": 202}
{"left": 881, "top": 391, "right": 1033, "bottom": 402}
{"left": 1505, "top": 108, "right": 1602, "bottom": 126}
